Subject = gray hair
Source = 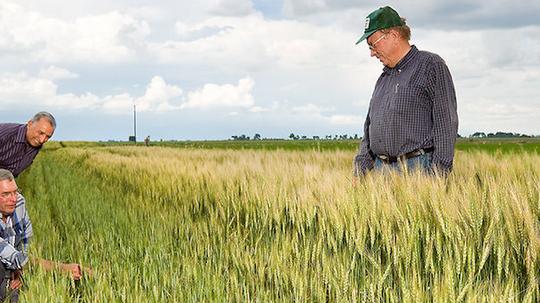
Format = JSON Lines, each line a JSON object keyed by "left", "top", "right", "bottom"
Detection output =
{"left": 0, "top": 169, "right": 15, "bottom": 182}
{"left": 381, "top": 18, "right": 411, "bottom": 41}
{"left": 32, "top": 111, "right": 56, "bottom": 128}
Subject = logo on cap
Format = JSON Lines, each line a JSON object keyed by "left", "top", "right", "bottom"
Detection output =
{"left": 364, "top": 17, "right": 370, "bottom": 30}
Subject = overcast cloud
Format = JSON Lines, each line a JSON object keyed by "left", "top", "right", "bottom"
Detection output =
{"left": 0, "top": 0, "right": 539, "bottom": 141}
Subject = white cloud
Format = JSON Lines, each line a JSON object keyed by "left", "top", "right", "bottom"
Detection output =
{"left": 2, "top": 0, "right": 540, "bottom": 138}
{"left": 38, "top": 66, "right": 79, "bottom": 80}
{"left": 152, "top": 14, "right": 362, "bottom": 70}
{"left": 209, "top": 0, "right": 254, "bottom": 16}
{"left": 0, "top": 70, "right": 261, "bottom": 115}
{"left": 135, "top": 76, "right": 183, "bottom": 112}
{"left": 328, "top": 114, "right": 363, "bottom": 125}
{"left": 292, "top": 103, "right": 335, "bottom": 115}
{"left": 0, "top": 2, "right": 150, "bottom": 63}
{"left": 102, "top": 93, "right": 134, "bottom": 112}
{"left": 182, "top": 77, "right": 255, "bottom": 109}
{"left": 0, "top": 73, "right": 57, "bottom": 103}
{"left": 283, "top": 0, "right": 327, "bottom": 16}
{"left": 249, "top": 106, "right": 270, "bottom": 113}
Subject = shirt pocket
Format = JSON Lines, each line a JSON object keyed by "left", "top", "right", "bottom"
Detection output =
{"left": 389, "top": 84, "right": 431, "bottom": 113}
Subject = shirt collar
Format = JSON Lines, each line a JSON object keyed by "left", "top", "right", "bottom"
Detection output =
{"left": 0, "top": 215, "right": 12, "bottom": 230}
{"left": 383, "top": 45, "right": 418, "bottom": 74}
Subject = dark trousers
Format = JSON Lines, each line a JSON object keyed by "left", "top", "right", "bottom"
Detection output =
{"left": 0, "top": 264, "right": 18, "bottom": 303}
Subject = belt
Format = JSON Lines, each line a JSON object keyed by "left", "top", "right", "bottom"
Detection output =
{"left": 373, "top": 147, "right": 434, "bottom": 164}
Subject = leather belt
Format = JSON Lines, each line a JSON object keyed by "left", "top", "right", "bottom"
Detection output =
{"left": 374, "top": 147, "right": 434, "bottom": 164}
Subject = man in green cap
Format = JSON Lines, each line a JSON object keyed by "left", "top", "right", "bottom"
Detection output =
{"left": 353, "top": 6, "right": 458, "bottom": 176}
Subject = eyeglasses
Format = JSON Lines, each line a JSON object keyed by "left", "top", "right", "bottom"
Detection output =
{"left": 367, "top": 34, "right": 386, "bottom": 51}
{"left": 0, "top": 188, "right": 21, "bottom": 199}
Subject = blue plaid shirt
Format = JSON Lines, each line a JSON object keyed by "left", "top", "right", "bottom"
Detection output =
{"left": 355, "top": 46, "right": 458, "bottom": 175}
{"left": 0, "top": 193, "right": 33, "bottom": 270}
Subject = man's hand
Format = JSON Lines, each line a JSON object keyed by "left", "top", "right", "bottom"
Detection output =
{"left": 60, "top": 263, "right": 82, "bottom": 280}
{"left": 35, "top": 258, "right": 94, "bottom": 280}
{"left": 60, "top": 263, "right": 94, "bottom": 280}
{"left": 9, "top": 269, "right": 22, "bottom": 289}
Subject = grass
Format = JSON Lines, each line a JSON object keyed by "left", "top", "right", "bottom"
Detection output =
{"left": 15, "top": 143, "right": 540, "bottom": 302}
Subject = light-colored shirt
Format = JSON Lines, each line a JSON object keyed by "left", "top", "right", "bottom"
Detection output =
{"left": 0, "top": 193, "right": 33, "bottom": 270}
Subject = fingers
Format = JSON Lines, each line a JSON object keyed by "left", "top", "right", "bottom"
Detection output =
{"left": 70, "top": 263, "right": 94, "bottom": 280}
{"left": 9, "top": 278, "right": 22, "bottom": 289}
{"left": 70, "top": 263, "right": 82, "bottom": 280}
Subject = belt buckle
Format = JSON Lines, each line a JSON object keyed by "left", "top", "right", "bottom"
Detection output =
{"left": 378, "top": 155, "right": 390, "bottom": 163}
{"left": 378, "top": 154, "right": 396, "bottom": 164}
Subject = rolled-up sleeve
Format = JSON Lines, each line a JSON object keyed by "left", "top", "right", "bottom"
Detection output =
{"left": 0, "top": 240, "right": 28, "bottom": 270}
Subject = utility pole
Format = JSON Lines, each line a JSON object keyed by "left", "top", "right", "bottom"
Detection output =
{"left": 133, "top": 104, "right": 137, "bottom": 143}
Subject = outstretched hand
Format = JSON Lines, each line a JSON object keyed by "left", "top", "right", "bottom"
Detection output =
{"left": 60, "top": 263, "right": 94, "bottom": 280}
{"left": 35, "top": 258, "right": 94, "bottom": 281}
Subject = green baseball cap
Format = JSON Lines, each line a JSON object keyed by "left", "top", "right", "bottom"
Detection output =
{"left": 356, "top": 6, "right": 404, "bottom": 45}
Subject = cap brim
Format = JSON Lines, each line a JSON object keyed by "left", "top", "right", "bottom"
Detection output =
{"left": 355, "top": 30, "right": 376, "bottom": 45}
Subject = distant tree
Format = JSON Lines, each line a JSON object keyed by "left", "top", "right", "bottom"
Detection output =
{"left": 289, "top": 133, "right": 296, "bottom": 140}
{"left": 354, "top": 134, "right": 359, "bottom": 140}
{"left": 301, "top": 136, "right": 307, "bottom": 140}
{"left": 254, "top": 133, "right": 261, "bottom": 140}
{"left": 231, "top": 135, "right": 238, "bottom": 140}
{"left": 313, "top": 136, "right": 320, "bottom": 140}
{"left": 470, "top": 132, "right": 486, "bottom": 138}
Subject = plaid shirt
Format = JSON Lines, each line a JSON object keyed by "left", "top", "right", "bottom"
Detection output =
{"left": 0, "top": 123, "right": 41, "bottom": 178}
{"left": 0, "top": 193, "right": 33, "bottom": 270}
{"left": 354, "top": 46, "right": 458, "bottom": 175}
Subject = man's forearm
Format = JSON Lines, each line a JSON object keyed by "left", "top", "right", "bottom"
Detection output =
{"left": 32, "top": 257, "right": 84, "bottom": 280}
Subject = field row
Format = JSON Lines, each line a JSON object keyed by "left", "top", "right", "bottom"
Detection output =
{"left": 17, "top": 146, "right": 540, "bottom": 302}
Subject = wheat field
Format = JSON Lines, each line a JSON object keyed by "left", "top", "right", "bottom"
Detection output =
{"left": 16, "top": 145, "right": 540, "bottom": 302}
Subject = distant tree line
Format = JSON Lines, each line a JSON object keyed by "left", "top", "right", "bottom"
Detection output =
{"left": 230, "top": 131, "right": 537, "bottom": 141}
{"left": 231, "top": 133, "right": 361, "bottom": 141}
{"left": 469, "top": 132, "right": 533, "bottom": 138}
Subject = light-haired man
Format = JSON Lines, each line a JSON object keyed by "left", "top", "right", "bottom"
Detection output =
{"left": 0, "top": 112, "right": 56, "bottom": 178}
{"left": 0, "top": 168, "right": 33, "bottom": 301}
{"left": 353, "top": 6, "right": 458, "bottom": 176}
{"left": 0, "top": 169, "right": 85, "bottom": 302}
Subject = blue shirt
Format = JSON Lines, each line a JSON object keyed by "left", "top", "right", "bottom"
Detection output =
{"left": 0, "top": 193, "right": 33, "bottom": 270}
{"left": 355, "top": 46, "right": 459, "bottom": 174}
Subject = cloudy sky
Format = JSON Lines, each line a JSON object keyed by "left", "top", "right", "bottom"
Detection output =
{"left": 1, "top": 0, "right": 539, "bottom": 141}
